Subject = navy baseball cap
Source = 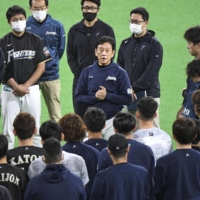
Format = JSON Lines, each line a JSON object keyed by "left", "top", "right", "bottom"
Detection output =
{"left": 108, "top": 134, "right": 128, "bottom": 152}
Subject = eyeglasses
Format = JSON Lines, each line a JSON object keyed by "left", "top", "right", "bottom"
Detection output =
{"left": 129, "top": 20, "right": 145, "bottom": 24}
{"left": 31, "top": 7, "right": 47, "bottom": 11}
{"left": 97, "top": 48, "right": 112, "bottom": 54}
{"left": 82, "top": 6, "right": 99, "bottom": 12}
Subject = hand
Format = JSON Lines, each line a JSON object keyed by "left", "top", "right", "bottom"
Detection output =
{"left": 13, "top": 84, "right": 29, "bottom": 97}
{"left": 95, "top": 86, "right": 107, "bottom": 100}
{"left": 132, "top": 91, "right": 137, "bottom": 101}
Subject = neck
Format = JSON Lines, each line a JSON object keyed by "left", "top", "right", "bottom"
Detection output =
{"left": 139, "top": 120, "right": 154, "bottom": 129}
{"left": 134, "top": 29, "right": 147, "bottom": 38}
{"left": 46, "top": 161, "right": 61, "bottom": 166}
{"left": 124, "top": 133, "right": 134, "bottom": 140}
{"left": 195, "top": 54, "right": 200, "bottom": 59}
{"left": 111, "top": 156, "right": 127, "bottom": 165}
{"left": 18, "top": 137, "right": 34, "bottom": 147}
{"left": 88, "top": 131, "right": 103, "bottom": 139}
{"left": 12, "top": 30, "right": 25, "bottom": 37}
{"left": 0, "top": 157, "right": 7, "bottom": 164}
{"left": 176, "top": 142, "right": 191, "bottom": 149}
{"left": 84, "top": 18, "right": 97, "bottom": 27}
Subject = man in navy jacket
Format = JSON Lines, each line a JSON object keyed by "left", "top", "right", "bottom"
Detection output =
{"left": 27, "top": 0, "right": 65, "bottom": 122}
{"left": 75, "top": 36, "right": 132, "bottom": 139}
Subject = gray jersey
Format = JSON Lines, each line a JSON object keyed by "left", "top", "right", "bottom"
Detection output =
{"left": 28, "top": 151, "right": 89, "bottom": 185}
{"left": 133, "top": 127, "right": 172, "bottom": 163}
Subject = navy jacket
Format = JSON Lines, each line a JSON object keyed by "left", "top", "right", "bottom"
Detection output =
{"left": 75, "top": 61, "right": 132, "bottom": 119}
{"left": 67, "top": 19, "right": 115, "bottom": 85}
{"left": 90, "top": 163, "right": 152, "bottom": 200}
{"left": 24, "top": 164, "right": 86, "bottom": 200}
{"left": 117, "top": 30, "right": 163, "bottom": 98}
{"left": 26, "top": 14, "right": 65, "bottom": 81}
{"left": 98, "top": 139, "right": 155, "bottom": 178}
{"left": 154, "top": 149, "right": 200, "bottom": 200}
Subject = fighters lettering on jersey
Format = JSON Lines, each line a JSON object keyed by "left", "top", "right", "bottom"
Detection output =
{"left": 7, "top": 49, "right": 36, "bottom": 63}
{"left": 0, "top": 173, "right": 20, "bottom": 186}
{"left": 45, "top": 31, "right": 56, "bottom": 35}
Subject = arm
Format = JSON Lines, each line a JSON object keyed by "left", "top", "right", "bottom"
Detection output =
{"left": 132, "top": 41, "right": 163, "bottom": 91}
{"left": 0, "top": 48, "right": 5, "bottom": 83}
{"left": 75, "top": 70, "right": 99, "bottom": 104}
{"left": 58, "top": 23, "right": 66, "bottom": 59}
{"left": 153, "top": 162, "right": 166, "bottom": 200}
{"left": 67, "top": 27, "right": 82, "bottom": 77}
{"left": 145, "top": 173, "right": 153, "bottom": 200}
{"left": 117, "top": 42, "right": 125, "bottom": 68}
{"left": 89, "top": 175, "right": 103, "bottom": 200}
{"left": 80, "top": 158, "right": 89, "bottom": 186}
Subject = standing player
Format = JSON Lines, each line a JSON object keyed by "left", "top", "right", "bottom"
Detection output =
{"left": 83, "top": 107, "right": 107, "bottom": 152}
{"left": 75, "top": 36, "right": 132, "bottom": 139}
{"left": 90, "top": 134, "right": 153, "bottom": 200}
{"left": 154, "top": 117, "right": 200, "bottom": 199}
{"left": 117, "top": 7, "right": 163, "bottom": 128}
{"left": 177, "top": 26, "right": 200, "bottom": 118}
{"left": 27, "top": 0, "right": 65, "bottom": 122}
{"left": 67, "top": 0, "right": 115, "bottom": 118}
{"left": 7, "top": 113, "right": 43, "bottom": 172}
{"left": 0, "top": 5, "right": 51, "bottom": 149}
{"left": 0, "top": 135, "right": 29, "bottom": 200}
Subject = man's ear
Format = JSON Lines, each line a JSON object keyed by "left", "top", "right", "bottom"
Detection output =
{"left": 33, "top": 127, "right": 37, "bottom": 135}
{"left": 113, "top": 128, "right": 118, "bottom": 133}
{"left": 107, "top": 148, "right": 111, "bottom": 155}
{"left": 61, "top": 133, "right": 64, "bottom": 141}
{"left": 42, "top": 156, "right": 45, "bottom": 163}
{"left": 13, "top": 129, "right": 17, "bottom": 136}
{"left": 153, "top": 112, "right": 157, "bottom": 119}
{"left": 41, "top": 139, "right": 44, "bottom": 145}
{"left": 135, "top": 111, "right": 140, "bottom": 119}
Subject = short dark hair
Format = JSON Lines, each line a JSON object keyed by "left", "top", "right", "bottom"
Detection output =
{"left": 6, "top": 5, "right": 26, "bottom": 22}
{"left": 192, "top": 119, "right": 200, "bottom": 145}
{"left": 39, "top": 121, "right": 62, "bottom": 142}
{"left": 184, "top": 26, "right": 200, "bottom": 45}
{"left": 130, "top": 7, "right": 149, "bottom": 21}
{"left": 29, "top": 0, "right": 49, "bottom": 7}
{"left": 59, "top": 113, "right": 85, "bottom": 142}
{"left": 0, "top": 135, "right": 8, "bottom": 159}
{"left": 13, "top": 112, "right": 35, "bottom": 140}
{"left": 81, "top": 0, "right": 101, "bottom": 7}
{"left": 186, "top": 59, "right": 200, "bottom": 78}
{"left": 173, "top": 117, "right": 197, "bottom": 145}
{"left": 83, "top": 107, "right": 106, "bottom": 133}
{"left": 113, "top": 112, "right": 136, "bottom": 135}
{"left": 96, "top": 36, "right": 115, "bottom": 51}
{"left": 43, "top": 137, "right": 62, "bottom": 164}
{"left": 192, "top": 90, "right": 200, "bottom": 116}
{"left": 110, "top": 149, "right": 127, "bottom": 158}
{"left": 137, "top": 97, "right": 158, "bottom": 121}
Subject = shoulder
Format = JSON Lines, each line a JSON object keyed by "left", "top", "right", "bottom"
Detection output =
{"left": 63, "top": 150, "right": 84, "bottom": 162}
{"left": 68, "top": 20, "right": 83, "bottom": 32}
{"left": 47, "top": 15, "right": 64, "bottom": 28}
{"left": 96, "top": 19, "right": 113, "bottom": 29}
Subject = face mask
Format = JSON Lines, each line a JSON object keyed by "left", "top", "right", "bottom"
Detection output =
{"left": 83, "top": 12, "right": 97, "bottom": 22}
{"left": 32, "top": 10, "right": 47, "bottom": 22}
{"left": 129, "top": 23, "right": 143, "bottom": 34}
{"left": 11, "top": 20, "right": 26, "bottom": 33}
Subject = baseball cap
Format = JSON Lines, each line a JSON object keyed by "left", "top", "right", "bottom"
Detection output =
{"left": 108, "top": 134, "right": 128, "bottom": 152}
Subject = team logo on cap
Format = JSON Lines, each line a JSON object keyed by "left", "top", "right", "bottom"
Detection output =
{"left": 43, "top": 47, "right": 50, "bottom": 57}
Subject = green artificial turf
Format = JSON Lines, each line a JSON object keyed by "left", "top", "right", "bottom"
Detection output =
{"left": 0, "top": 0, "right": 200, "bottom": 148}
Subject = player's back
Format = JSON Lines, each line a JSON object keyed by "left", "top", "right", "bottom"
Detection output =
{"left": 154, "top": 149, "right": 200, "bottom": 200}
{"left": 84, "top": 138, "right": 107, "bottom": 152}
{"left": 7, "top": 146, "right": 43, "bottom": 172}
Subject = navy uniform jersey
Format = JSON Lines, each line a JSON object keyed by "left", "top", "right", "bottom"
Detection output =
{"left": 84, "top": 138, "right": 107, "bottom": 152}
{"left": 0, "top": 185, "right": 12, "bottom": 200}
{"left": 7, "top": 146, "right": 43, "bottom": 173}
{"left": 0, "top": 163, "right": 29, "bottom": 200}
{"left": 62, "top": 142, "right": 100, "bottom": 199}
{"left": 154, "top": 149, "right": 200, "bottom": 200}
{"left": 0, "top": 31, "right": 51, "bottom": 84}
{"left": 98, "top": 139, "right": 155, "bottom": 178}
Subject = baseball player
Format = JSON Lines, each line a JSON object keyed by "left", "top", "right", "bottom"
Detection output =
{"left": 0, "top": 5, "right": 51, "bottom": 149}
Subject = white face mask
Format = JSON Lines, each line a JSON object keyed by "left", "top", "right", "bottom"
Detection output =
{"left": 11, "top": 20, "right": 26, "bottom": 33}
{"left": 129, "top": 23, "right": 143, "bottom": 35}
{"left": 32, "top": 10, "right": 47, "bottom": 22}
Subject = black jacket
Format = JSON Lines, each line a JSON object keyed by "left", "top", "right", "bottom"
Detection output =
{"left": 117, "top": 30, "right": 163, "bottom": 97}
{"left": 67, "top": 19, "right": 115, "bottom": 84}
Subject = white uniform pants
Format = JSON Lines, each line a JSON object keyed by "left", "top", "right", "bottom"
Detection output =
{"left": 1, "top": 85, "right": 42, "bottom": 149}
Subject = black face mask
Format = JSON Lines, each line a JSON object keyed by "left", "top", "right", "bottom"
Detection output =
{"left": 83, "top": 12, "right": 97, "bottom": 22}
